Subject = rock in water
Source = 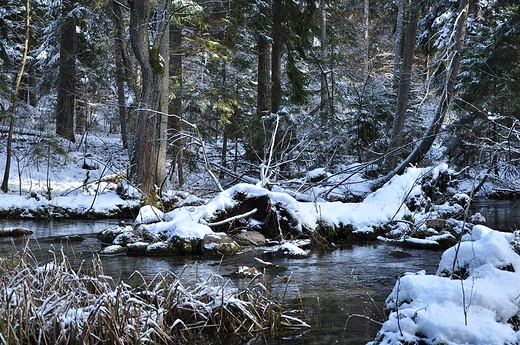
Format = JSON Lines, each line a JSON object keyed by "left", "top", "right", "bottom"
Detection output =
{"left": 0, "top": 227, "right": 33, "bottom": 237}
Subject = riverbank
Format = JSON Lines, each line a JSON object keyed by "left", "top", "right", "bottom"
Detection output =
{"left": 2, "top": 132, "right": 520, "bottom": 344}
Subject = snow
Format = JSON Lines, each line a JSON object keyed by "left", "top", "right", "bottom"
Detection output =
{"left": 372, "top": 228, "right": 520, "bottom": 345}
{"left": 1, "top": 133, "right": 520, "bottom": 344}
{"left": 277, "top": 241, "right": 308, "bottom": 257}
{"left": 135, "top": 205, "right": 164, "bottom": 224}
{"left": 0, "top": 134, "right": 140, "bottom": 216}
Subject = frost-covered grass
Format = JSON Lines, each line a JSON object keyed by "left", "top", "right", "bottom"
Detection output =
{"left": 0, "top": 244, "right": 308, "bottom": 344}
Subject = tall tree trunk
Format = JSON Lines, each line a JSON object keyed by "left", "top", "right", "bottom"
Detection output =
{"left": 363, "top": 0, "right": 370, "bottom": 77}
{"left": 156, "top": 12, "right": 169, "bottom": 195}
{"left": 129, "top": 0, "right": 168, "bottom": 200}
{"left": 320, "top": 0, "right": 329, "bottom": 115}
{"left": 375, "top": 0, "right": 469, "bottom": 188}
{"left": 2, "top": 0, "right": 30, "bottom": 193}
{"left": 254, "top": 0, "right": 271, "bottom": 158}
{"left": 271, "top": 0, "right": 283, "bottom": 114}
{"left": 257, "top": 32, "right": 271, "bottom": 118}
{"left": 169, "top": 21, "right": 184, "bottom": 187}
{"left": 112, "top": 0, "right": 137, "bottom": 156}
{"left": 112, "top": 0, "right": 128, "bottom": 149}
{"left": 56, "top": 1, "right": 76, "bottom": 142}
{"left": 387, "top": 0, "right": 420, "bottom": 168}
{"left": 393, "top": 0, "right": 406, "bottom": 85}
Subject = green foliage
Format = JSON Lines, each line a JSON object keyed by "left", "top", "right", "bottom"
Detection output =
{"left": 214, "top": 98, "right": 238, "bottom": 125}
{"left": 148, "top": 47, "right": 165, "bottom": 75}
{"left": 286, "top": 50, "right": 310, "bottom": 105}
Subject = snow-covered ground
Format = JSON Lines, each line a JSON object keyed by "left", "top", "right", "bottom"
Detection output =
{"left": 1, "top": 132, "right": 520, "bottom": 344}
{"left": 371, "top": 225, "right": 520, "bottom": 344}
{"left": 0, "top": 133, "right": 140, "bottom": 216}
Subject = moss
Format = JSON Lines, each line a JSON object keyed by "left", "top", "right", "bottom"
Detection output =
{"left": 315, "top": 221, "right": 356, "bottom": 243}
{"left": 149, "top": 47, "right": 164, "bottom": 75}
{"left": 168, "top": 236, "right": 202, "bottom": 255}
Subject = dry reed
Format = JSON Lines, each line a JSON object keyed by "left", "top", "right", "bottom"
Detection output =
{"left": 0, "top": 243, "right": 308, "bottom": 344}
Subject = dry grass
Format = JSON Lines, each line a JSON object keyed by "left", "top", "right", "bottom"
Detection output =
{"left": 0, "top": 244, "right": 308, "bottom": 344}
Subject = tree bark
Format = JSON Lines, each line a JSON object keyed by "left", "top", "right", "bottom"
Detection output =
{"left": 112, "top": 0, "right": 129, "bottom": 149}
{"left": 56, "top": 1, "right": 76, "bottom": 142}
{"left": 129, "top": 0, "right": 168, "bottom": 200}
{"left": 393, "top": 0, "right": 406, "bottom": 85}
{"left": 156, "top": 10, "right": 169, "bottom": 195}
{"left": 257, "top": 31, "right": 271, "bottom": 118}
{"left": 112, "top": 0, "right": 137, "bottom": 156}
{"left": 253, "top": 0, "right": 271, "bottom": 158}
{"left": 387, "top": 0, "right": 420, "bottom": 168}
{"left": 320, "top": 0, "right": 329, "bottom": 115}
{"left": 169, "top": 21, "right": 184, "bottom": 187}
{"left": 363, "top": 0, "right": 370, "bottom": 77}
{"left": 271, "top": 0, "right": 283, "bottom": 114}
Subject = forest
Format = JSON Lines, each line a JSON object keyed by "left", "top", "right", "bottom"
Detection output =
{"left": 0, "top": 0, "right": 518, "bottom": 200}
{"left": 1, "top": 0, "right": 520, "bottom": 344}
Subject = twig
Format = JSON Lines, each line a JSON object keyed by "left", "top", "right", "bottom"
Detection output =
{"left": 204, "top": 208, "right": 258, "bottom": 227}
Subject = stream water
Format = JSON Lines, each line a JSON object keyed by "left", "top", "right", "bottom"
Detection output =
{"left": 0, "top": 218, "right": 445, "bottom": 344}
{"left": 0, "top": 200, "right": 515, "bottom": 343}
{"left": 471, "top": 198, "right": 520, "bottom": 232}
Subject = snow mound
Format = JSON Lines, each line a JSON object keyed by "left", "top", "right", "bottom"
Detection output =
{"left": 136, "top": 205, "right": 164, "bottom": 224}
{"left": 373, "top": 227, "right": 520, "bottom": 345}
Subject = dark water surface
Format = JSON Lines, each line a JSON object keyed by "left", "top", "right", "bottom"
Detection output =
{"left": 471, "top": 198, "right": 520, "bottom": 232}
{"left": 0, "top": 219, "right": 443, "bottom": 344}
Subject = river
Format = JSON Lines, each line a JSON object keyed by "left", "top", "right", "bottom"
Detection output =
{"left": 0, "top": 218, "right": 446, "bottom": 344}
{"left": 471, "top": 198, "right": 520, "bottom": 232}
{"left": 0, "top": 199, "right": 515, "bottom": 343}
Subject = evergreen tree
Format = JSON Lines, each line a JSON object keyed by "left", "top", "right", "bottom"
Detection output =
{"left": 56, "top": 0, "right": 77, "bottom": 142}
{"left": 447, "top": 4, "right": 520, "bottom": 171}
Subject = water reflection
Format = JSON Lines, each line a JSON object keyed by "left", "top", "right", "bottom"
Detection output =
{"left": 0, "top": 219, "right": 442, "bottom": 344}
{"left": 471, "top": 199, "right": 520, "bottom": 232}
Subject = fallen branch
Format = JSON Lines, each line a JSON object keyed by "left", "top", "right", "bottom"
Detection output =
{"left": 204, "top": 208, "right": 258, "bottom": 227}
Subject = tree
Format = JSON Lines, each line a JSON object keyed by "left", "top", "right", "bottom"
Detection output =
{"left": 253, "top": 0, "right": 271, "bottom": 157}
{"left": 56, "top": 0, "right": 77, "bottom": 142}
{"left": 168, "top": 17, "right": 184, "bottom": 187}
{"left": 386, "top": 0, "right": 420, "bottom": 169}
{"left": 445, "top": 3, "right": 520, "bottom": 170}
{"left": 319, "top": 0, "right": 332, "bottom": 115}
{"left": 408, "top": 0, "right": 469, "bottom": 166}
{"left": 271, "top": 0, "right": 283, "bottom": 114}
{"left": 128, "top": 0, "right": 169, "bottom": 200}
{"left": 393, "top": 0, "right": 405, "bottom": 83}
{"left": 112, "top": 0, "right": 132, "bottom": 150}
{"left": 1, "top": 0, "right": 31, "bottom": 193}
{"left": 376, "top": 0, "right": 470, "bottom": 187}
